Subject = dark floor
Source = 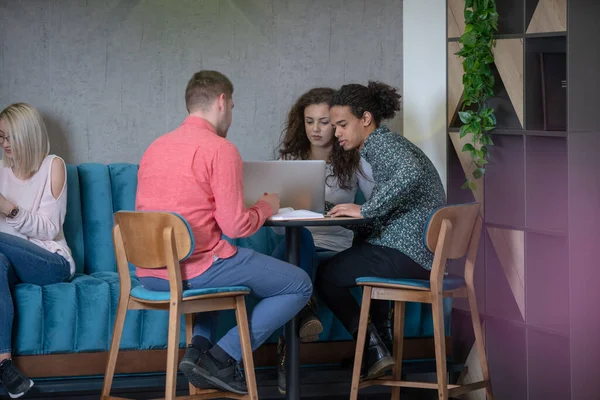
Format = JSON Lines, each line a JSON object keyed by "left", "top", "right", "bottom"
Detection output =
{"left": 5, "top": 363, "right": 459, "bottom": 399}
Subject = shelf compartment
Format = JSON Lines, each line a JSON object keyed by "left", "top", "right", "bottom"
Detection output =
{"left": 525, "top": 36, "right": 567, "bottom": 131}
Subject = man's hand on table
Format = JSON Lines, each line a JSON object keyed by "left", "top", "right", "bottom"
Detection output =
{"left": 259, "top": 192, "right": 280, "bottom": 215}
{"left": 327, "top": 203, "right": 362, "bottom": 218}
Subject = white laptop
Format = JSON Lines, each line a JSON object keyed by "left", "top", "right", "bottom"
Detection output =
{"left": 243, "top": 160, "right": 326, "bottom": 215}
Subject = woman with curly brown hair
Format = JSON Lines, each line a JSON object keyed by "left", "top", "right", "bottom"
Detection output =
{"left": 272, "top": 87, "right": 373, "bottom": 394}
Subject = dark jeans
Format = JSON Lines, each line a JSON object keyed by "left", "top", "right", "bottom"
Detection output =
{"left": 315, "top": 241, "right": 430, "bottom": 335}
{"left": 0, "top": 233, "right": 71, "bottom": 354}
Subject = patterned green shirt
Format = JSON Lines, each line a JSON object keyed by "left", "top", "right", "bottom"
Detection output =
{"left": 355, "top": 125, "right": 446, "bottom": 270}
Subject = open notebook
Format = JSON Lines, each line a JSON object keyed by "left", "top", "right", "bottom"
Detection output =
{"left": 269, "top": 207, "right": 325, "bottom": 221}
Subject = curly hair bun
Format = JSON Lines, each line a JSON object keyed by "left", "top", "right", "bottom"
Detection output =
{"left": 367, "top": 80, "right": 401, "bottom": 121}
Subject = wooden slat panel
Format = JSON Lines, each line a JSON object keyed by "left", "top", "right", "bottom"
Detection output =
{"left": 456, "top": 336, "right": 488, "bottom": 400}
{"left": 448, "top": 42, "right": 464, "bottom": 124}
{"left": 527, "top": 0, "right": 567, "bottom": 33}
{"left": 448, "top": 131, "right": 484, "bottom": 209}
{"left": 448, "top": 0, "right": 466, "bottom": 38}
{"left": 487, "top": 227, "right": 525, "bottom": 320}
{"left": 492, "top": 39, "right": 524, "bottom": 127}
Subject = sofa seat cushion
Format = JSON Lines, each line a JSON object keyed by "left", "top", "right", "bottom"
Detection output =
{"left": 13, "top": 271, "right": 187, "bottom": 355}
{"left": 13, "top": 273, "right": 112, "bottom": 355}
{"left": 13, "top": 270, "right": 452, "bottom": 356}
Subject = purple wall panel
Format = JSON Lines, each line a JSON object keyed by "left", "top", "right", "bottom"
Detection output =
{"left": 485, "top": 135, "right": 525, "bottom": 227}
{"left": 525, "top": 136, "right": 568, "bottom": 233}
{"left": 525, "top": 233, "right": 569, "bottom": 335}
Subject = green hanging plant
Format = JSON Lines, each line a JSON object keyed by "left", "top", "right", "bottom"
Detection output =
{"left": 455, "top": 0, "right": 499, "bottom": 190}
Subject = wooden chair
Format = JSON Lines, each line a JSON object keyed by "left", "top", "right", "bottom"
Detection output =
{"left": 350, "top": 203, "right": 493, "bottom": 400}
{"left": 101, "top": 211, "right": 258, "bottom": 400}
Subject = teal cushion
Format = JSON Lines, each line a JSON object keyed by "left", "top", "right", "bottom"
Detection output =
{"left": 356, "top": 275, "right": 466, "bottom": 291}
{"left": 354, "top": 188, "right": 367, "bottom": 205}
{"left": 13, "top": 274, "right": 111, "bottom": 354}
{"left": 130, "top": 286, "right": 251, "bottom": 302}
{"left": 108, "top": 164, "right": 138, "bottom": 212}
{"left": 64, "top": 164, "right": 85, "bottom": 273}
{"left": 78, "top": 163, "right": 116, "bottom": 274}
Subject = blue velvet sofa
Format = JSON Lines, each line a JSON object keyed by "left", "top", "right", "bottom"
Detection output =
{"left": 11, "top": 163, "right": 452, "bottom": 377}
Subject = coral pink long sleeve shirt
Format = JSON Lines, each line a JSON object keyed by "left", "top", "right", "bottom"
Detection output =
{"left": 135, "top": 116, "right": 273, "bottom": 280}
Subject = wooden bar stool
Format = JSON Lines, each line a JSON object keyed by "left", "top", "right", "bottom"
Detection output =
{"left": 350, "top": 203, "right": 493, "bottom": 400}
{"left": 101, "top": 211, "right": 258, "bottom": 400}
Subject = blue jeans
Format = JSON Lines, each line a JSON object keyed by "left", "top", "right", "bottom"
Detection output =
{"left": 270, "top": 227, "right": 338, "bottom": 283}
{"left": 0, "top": 233, "right": 72, "bottom": 354}
{"left": 139, "top": 247, "right": 312, "bottom": 362}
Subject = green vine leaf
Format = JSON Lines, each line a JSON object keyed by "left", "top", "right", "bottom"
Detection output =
{"left": 458, "top": 111, "right": 473, "bottom": 124}
{"left": 459, "top": 124, "right": 471, "bottom": 138}
{"left": 456, "top": 0, "right": 498, "bottom": 191}
{"left": 472, "top": 168, "right": 486, "bottom": 179}
{"left": 462, "top": 143, "right": 476, "bottom": 152}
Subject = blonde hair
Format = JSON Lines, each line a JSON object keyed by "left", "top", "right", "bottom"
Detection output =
{"left": 0, "top": 103, "right": 50, "bottom": 176}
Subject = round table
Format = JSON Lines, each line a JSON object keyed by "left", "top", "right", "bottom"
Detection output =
{"left": 264, "top": 216, "right": 368, "bottom": 400}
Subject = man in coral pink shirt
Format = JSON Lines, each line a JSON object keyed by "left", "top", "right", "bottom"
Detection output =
{"left": 136, "top": 70, "right": 312, "bottom": 394}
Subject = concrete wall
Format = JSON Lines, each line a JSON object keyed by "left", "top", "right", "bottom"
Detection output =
{"left": 0, "top": 0, "right": 403, "bottom": 165}
{"left": 403, "top": 0, "right": 447, "bottom": 192}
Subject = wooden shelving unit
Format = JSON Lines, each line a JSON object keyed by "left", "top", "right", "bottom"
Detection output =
{"left": 445, "top": 0, "right": 577, "bottom": 398}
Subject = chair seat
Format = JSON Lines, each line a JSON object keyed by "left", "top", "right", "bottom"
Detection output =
{"left": 356, "top": 275, "right": 465, "bottom": 291}
{"left": 130, "top": 285, "right": 251, "bottom": 302}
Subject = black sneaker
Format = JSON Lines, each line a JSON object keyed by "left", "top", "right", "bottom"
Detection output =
{"left": 0, "top": 359, "right": 34, "bottom": 399}
{"left": 179, "top": 345, "right": 215, "bottom": 389}
{"left": 277, "top": 336, "right": 286, "bottom": 395}
{"left": 187, "top": 351, "right": 248, "bottom": 394}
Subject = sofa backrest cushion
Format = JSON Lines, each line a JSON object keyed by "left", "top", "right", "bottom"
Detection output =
{"left": 65, "top": 163, "right": 139, "bottom": 274}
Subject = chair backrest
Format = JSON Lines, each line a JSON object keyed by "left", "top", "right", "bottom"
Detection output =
{"left": 424, "top": 203, "right": 481, "bottom": 260}
{"left": 424, "top": 203, "right": 482, "bottom": 288}
{"left": 113, "top": 211, "right": 194, "bottom": 269}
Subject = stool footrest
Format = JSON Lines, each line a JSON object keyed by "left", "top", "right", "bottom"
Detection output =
{"left": 448, "top": 380, "right": 491, "bottom": 396}
{"left": 359, "top": 376, "right": 490, "bottom": 395}
{"left": 150, "top": 391, "right": 248, "bottom": 400}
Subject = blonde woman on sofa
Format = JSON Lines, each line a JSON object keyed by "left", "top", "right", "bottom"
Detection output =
{"left": 0, "top": 103, "right": 74, "bottom": 398}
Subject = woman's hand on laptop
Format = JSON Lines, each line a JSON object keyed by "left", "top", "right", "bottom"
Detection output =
{"left": 259, "top": 192, "right": 280, "bottom": 215}
{"left": 327, "top": 203, "right": 362, "bottom": 218}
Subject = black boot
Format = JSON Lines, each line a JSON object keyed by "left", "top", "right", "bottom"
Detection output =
{"left": 357, "top": 323, "right": 396, "bottom": 380}
{"left": 277, "top": 336, "right": 286, "bottom": 394}
{"left": 298, "top": 296, "right": 323, "bottom": 343}
{"left": 375, "top": 307, "right": 395, "bottom": 352}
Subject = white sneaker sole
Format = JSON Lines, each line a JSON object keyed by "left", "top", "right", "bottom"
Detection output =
{"left": 9, "top": 379, "right": 34, "bottom": 399}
